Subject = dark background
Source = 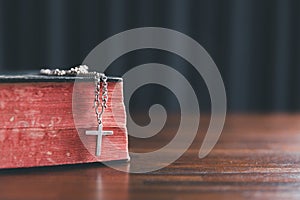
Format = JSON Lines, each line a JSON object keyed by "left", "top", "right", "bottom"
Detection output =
{"left": 0, "top": 0, "right": 299, "bottom": 112}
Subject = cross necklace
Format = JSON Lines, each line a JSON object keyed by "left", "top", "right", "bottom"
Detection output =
{"left": 40, "top": 65, "right": 114, "bottom": 156}
{"left": 84, "top": 68, "right": 113, "bottom": 156}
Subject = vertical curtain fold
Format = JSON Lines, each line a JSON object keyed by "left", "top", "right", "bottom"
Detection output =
{"left": 0, "top": 0, "right": 298, "bottom": 112}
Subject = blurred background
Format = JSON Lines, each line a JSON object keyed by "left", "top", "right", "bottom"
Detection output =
{"left": 0, "top": 0, "right": 299, "bottom": 112}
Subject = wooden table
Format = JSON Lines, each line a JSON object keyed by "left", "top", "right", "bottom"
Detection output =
{"left": 1, "top": 114, "right": 300, "bottom": 200}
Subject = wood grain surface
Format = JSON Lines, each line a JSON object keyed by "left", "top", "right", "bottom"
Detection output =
{"left": 1, "top": 114, "right": 300, "bottom": 200}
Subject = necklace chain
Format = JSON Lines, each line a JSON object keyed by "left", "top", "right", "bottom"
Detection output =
{"left": 40, "top": 65, "right": 108, "bottom": 125}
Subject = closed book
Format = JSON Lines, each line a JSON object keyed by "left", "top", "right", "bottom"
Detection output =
{"left": 0, "top": 72, "right": 129, "bottom": 169}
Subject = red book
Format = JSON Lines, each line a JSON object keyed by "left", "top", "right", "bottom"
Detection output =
{"left": 0, "top": 73, "right": 129, "bottom": 169}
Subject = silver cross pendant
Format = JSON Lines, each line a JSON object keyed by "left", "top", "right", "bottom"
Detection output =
{"left": 86, "top": 124, "right": 113, "bottom": 156}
